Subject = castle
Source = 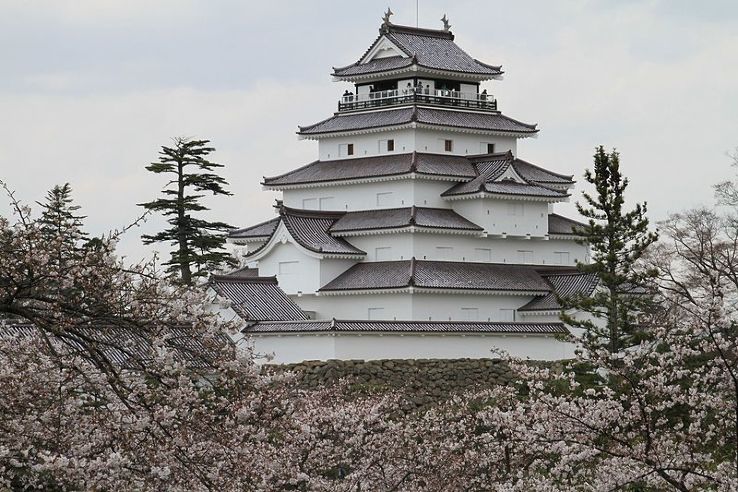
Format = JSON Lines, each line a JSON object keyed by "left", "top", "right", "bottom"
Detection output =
{"left": 211, "top": 12, "right": 596, "bottom": 363}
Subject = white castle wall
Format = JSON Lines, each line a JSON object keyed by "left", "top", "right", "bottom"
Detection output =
{"left": 346, "top": 233, "right": 588, "bottom": 266}
{"left": 318, "top": 128, "right": 517, "bottom": 161}
{"left": 282, "top": 179, "right": 452, "bottom": 211}
{"left": 414, "top": 128, "right": 517, "bottom": 156}
{"left": 254, "top": 243, "right": 357, "bottom": 295}
{"left": 255, "top": 243, "right": 322, "bottom": 295}
{"left": 246, "top": 332, "right": 575, "bottom": 364}
{"left": 293, "top": 292, "right": 553, "bottom": 323}
{"left": 451, "top": 198, "right": 551, "bottom": 238}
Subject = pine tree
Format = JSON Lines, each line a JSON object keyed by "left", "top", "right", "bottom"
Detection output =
{"left": 37, "top": 183, "right": 88, "bottom": 263}
{"left": 561, "top": 146, "right": 658, "bottom": 353}
{"left": 139, "top": 138, "right": 236, "bottom": 285}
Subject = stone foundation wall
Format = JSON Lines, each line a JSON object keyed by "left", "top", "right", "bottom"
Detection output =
{"left": 265, "top": 358, "right": 514, "bottom": 409}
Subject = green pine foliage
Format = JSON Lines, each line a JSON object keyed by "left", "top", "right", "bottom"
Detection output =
{"left": 37, "top": 183, "right": 90, "bottom": 263}
{"left": 139, "top": 138, "right": 236, "bottom": 285}
{"left": 561, "top": 146, "right": 659, "bottom": 353}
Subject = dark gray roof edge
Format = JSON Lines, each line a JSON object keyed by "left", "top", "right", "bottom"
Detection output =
{"left": 246, "top": 319, "right": 568, "bottom": 334}
{"left": 298, "top": 108, "right": 538, "bottom": 136}
{"left": 514, "top": 157, "right": 575, "bottom": 182}
{"left": 210, "top": 275, "right": 278, "bottom": 285}
{"left": 332, "top": 60, "right": 503, "bottom": 78}
{"left": 262, "top": 159, "right": 320, "bottom": 185}
{"left": 548, "top": 213, "right": 588, "bottom": 234}
{"left": 228, "top": 217, "right": 279, "bottom": 238}
{"left": 330, "top": 206, "right": 483, "bottom": 233}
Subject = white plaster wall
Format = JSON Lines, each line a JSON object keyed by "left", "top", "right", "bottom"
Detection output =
{"left": 410, "top": 293, "right": 535, "bottom": 321}
{"left": 282, "top": 179, "right": 451, "bottom": 211}
{"left": 247, "top": 334, "right": 337, "bottom": 363}
{"left": 320, "top": 259, "right": 358, "bottom": 288}
{"left": 319, "top": 129, "right": 416, "bottom": 161}
{"left": 249, "top": 333, "right": 576, "bottom": 364}
{"left": 296, "top": 292, "right": 535, "bottom": 322}
{"left": 451, "top": 198, "right": 550, "bottom": 237}
{"left": 333, "top": 334, "right": 575, "bottom": 361}
{"left": 414, "top": 128, "right": 517, "bottom": 156}
{"left": 254, "top": 243, "right": 321, "bottom": 295}
{"left": 294, "top": 293, "right": 413, "bottom": 321}
{"left": 318, "top": 128, "right": 518, "bottom": 162}
{"left": 345, "top": 233, "right": 588, "bottom": 265}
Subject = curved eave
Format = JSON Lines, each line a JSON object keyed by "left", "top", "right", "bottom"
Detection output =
{"left": 518, "top": 309, "right": 562, "bottom": 316}
{"left": 298, "top": 121, "right": 539, "bottom": 141}
{"left": 318, "top": 287, "right": 549, "bottom": 296}
{"left": 227, "top": 236, "right": 270, "bottom": 245}
{"left": 548, "top": 234, "right": 586, "bottom": 241}
{"left": 263, "top": 172, "right": 473, "bottom": 191}
{"left": 332, "top": 63, "right": 503, "bottom": 83}
{"left": 442, "top": 191, "right": 570, "bottom": 202}
{"left": 243, "top": 221, "right": 366, "bottom": 262}
{"left": 247, "top": 329, "right": 563, "bottom": 337}
{"left": 331, "top": 226, "right": 484, "bottom": 237}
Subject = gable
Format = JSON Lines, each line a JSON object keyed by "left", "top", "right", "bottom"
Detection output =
{"left": 361, "top": 36, "right": 408, "bottom": 63}
{"left": 494, "top": 164, "right": 527, "bottom": 184}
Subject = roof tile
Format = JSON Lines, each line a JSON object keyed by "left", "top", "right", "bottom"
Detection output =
{"left": 247, "top": 319, "right": 567, "bottom": 334}
{"left": 210, "top": 276, "right": 308, "bottom": 321}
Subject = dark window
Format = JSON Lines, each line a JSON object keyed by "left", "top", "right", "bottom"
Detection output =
{"left": 347, "top": 143, "right": 354, "bottom": 155}
{"left": 387, "top": 139, "right": 395, "bottom": 152}
{"left": 444, "top": 139, "right": 453, "bottom": 152}
{"left": 487, "top": 143, "right": 496, "bottom": 154}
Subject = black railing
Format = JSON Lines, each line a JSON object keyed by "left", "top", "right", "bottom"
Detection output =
{"left": 338, "top": 91, "right": 498, "bottom": 112}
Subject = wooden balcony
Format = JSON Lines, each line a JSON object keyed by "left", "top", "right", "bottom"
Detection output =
{"left": 338, "top": 89, "right": 498, "bottom": 112}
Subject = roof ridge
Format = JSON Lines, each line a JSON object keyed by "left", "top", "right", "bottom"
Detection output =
{"left": 263, "top": 159, "right": 320, "bottom": 184}
{"left": 280, "top": 205, "right": 346, "bottom": 220}
{"left": 513, "top": 157, "right": 575, "bottom": 182}
{"left": 229, "top": 216, "right": 279, "bottom": 236}
{"left": 549, "top": 212, "right": 587, "bottom": 226}
{"left": 466, "top": 151, "right": 515, "bottom": 162}
{"left": 409, "top": 257, "right": 417, "bottom": 286}
{"left": 210, "top": 275, "right": 278, "bottom": 285}
{"left": 386, "top": 24, "right": 455, "bottom": 40}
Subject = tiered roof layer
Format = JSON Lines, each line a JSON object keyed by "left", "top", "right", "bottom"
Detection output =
{"left": 332, "top": 24, "right": 503, "bottom": 79}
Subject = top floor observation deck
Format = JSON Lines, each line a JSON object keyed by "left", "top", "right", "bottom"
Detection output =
{"left": 338, "top": 87, "right": 497, "bottom": 113}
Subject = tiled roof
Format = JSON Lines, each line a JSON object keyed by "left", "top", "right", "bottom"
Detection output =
{"left": 330, "top": 206, "right": 483, "bottom": 233}
{"left": 0, "top": 323, "right": 233, "bottom": 370}
{"left": 263, "top": 152, "right": 476, "bottom": 187}
{"left": 235, "top": 206, "right": 366, "bottom": 257}
{"left": 333, "top": 56, "right": 414, "bottom": 77}
{"left": 332, "top": 24, "right": 503, "bottom": 78}
{"left": 225, "top": 266, "right": 260, "bottom": 278}
{"left": 320, "top": 259, "right": 551, "bottom": 293}
{"left": 416, "top": 107, "right": 537, "bottom": 133}
{"left": 442, "top": 152, "right": 570, "bottom": 199}
{"left": 298, "top": 107, "right": 537, "bottom": 136}
{"left": 513, "top": 159, "right": 574, "bottom": 185}
{"left": 480, "top": 181, "right": 568, "bottom": 198}
{"left": 246, "top": 319, "right": 567, "bottom": 335}
{"left": 519, "top": 273, "right": 599, "bottom": 312}
{"left": 210, "top": 276, "right": 308, "bottom": 321}
{"left": 548, "top": 213, "right": 587, "bottom": 236}
{"left": 280, "top": 208, "right": 365, "bottom": 256}
{"left": 229, "top": 217, "right": 279, "bottom": 240}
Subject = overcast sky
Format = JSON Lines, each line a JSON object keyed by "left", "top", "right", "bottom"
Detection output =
{"left": 2, "top": 0, "right": 738, "bottom": 262}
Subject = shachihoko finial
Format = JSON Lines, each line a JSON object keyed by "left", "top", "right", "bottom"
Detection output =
{"left": 382, "top": 7, "right": 394, "bottom": 26}
{"left": 441, "top": 14, "right": 451, "bottom": 31}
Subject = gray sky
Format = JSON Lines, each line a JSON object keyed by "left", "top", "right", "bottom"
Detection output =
{"left": 2, "top": 0, "right": 738, "bottom": 262}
